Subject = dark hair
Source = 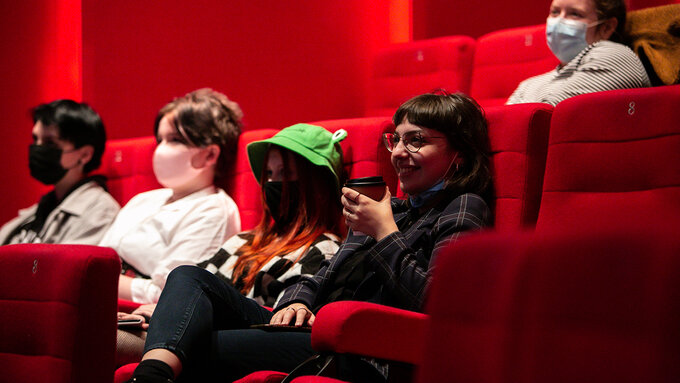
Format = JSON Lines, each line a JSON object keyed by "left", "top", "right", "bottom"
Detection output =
{"left": 593, "top": 0, "right": 626, "bottom": 43}
{"left": 232, "top": 146, "right": 344, "bottom": 294}
{"left": 392, "top": 91, "right": 492, "bottom": 200}
{"left": 154, "top": 88, "right": 242, "bottom": 180}
{"left": 32, "top": 99, "right": 106, "bottom": 174}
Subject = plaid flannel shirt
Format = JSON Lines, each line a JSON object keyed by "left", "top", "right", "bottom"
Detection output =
{"left": 275, "top": 192, "right": 489, "bottom": 313}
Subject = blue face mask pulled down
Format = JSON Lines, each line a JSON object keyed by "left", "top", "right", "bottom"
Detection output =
{"left": 546, "top": 17, "right": 601, "bottom": 64}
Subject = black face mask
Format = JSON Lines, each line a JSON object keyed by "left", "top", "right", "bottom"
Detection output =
{"left": 29, "top": 144, "right": 68, "bottom": 185}
{"left": 264, "top": 181, "right": 300, "bottom": 225}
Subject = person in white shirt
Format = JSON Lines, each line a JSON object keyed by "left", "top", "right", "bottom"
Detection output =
{"left": 99, "top": 89, "right": 242, "bottom": 304}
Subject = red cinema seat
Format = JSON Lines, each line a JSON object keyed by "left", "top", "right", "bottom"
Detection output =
{"left": 224, "top": 129, "right": 279, "bottom": 231}
{"left": 486, "top": 103, "right": 552, "bottom": 230}
{"left": 471, "top": 24, "right": 559, "bottom": 108}
{"left": 536, "top": 84, "right": 680, "bottom": 231}
{"left": 366, "top": 36, "right": 476, "bottom": 117}
{"left": 0, "top": 244, "right": 120, "bottom": 383}
{"left": 97, "top": 136, "right": 162, "bottom": 206}
{"left": 419, "top": 226, "right": 680, "bottom": 383}
{"left": 313, "top": 117, "right": 397, "bottom": 194}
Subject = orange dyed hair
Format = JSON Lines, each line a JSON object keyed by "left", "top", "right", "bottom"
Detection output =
{"left": 231, "top": 146, "right": 344, "bottom": 294}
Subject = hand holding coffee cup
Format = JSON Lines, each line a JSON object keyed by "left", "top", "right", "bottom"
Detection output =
{"left": 344, "top": 176, "right": 386, "bottom": 201}
{"left": 342, "top": 176, "right": 398, "bottom": 240}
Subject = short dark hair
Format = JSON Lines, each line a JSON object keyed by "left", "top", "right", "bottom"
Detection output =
{"left": 154, "top": 88, "right": 242, "bottom": 180}
{"left": 32, "top": 99, "right": 106, "bottom": 174}
{"left": 392, "top": 91, "right": 492, "bottom": 199}
{"left": 593, "top": 0, "right": 626, "bottom": 43}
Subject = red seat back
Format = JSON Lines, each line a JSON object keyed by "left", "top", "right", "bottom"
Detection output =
{"left": 366, "top": 36, "right": 476, "bottom": 117}
{"left": 98, "top": 136, "right": 162, "bottom": 206}
{"left": 471, "top": 24, "right": 558, "bottom": 108}
{"left": 486, "top": 103, "right": 552, "bottom": 230}
{"left": 536, "top": 85, "right": 680, "bottom": 230}
{"left": 0, "top": 244, "right": 120, "bottom": 383}
{"left": 314, "top": 117, "right": 398, "bottom": 195}
{"left": 421, "top": 227, "right": 680, "bottom": 382}
{"left": 224, "top": 129, "right": 279, "bottom": 231}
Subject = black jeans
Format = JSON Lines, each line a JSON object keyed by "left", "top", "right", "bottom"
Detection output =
{"left": 144, "top": 265, "right": 315, "bottom": 382}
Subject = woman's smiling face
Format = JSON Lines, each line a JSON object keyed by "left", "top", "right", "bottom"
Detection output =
{"left": 390, "top": 119, "right": 458, "bottom": 196}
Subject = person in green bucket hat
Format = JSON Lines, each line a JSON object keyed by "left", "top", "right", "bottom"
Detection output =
{"left": 115, "top": 123, "right": 347, "bottom": 365}
{"left": 126, "top": 92, "right": 492, "bottom": 383}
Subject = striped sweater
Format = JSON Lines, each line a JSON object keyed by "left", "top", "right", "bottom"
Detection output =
{"left": 507, "top": 40, "right": 651, "bottom": 106}
{"left": 198, "top": 232, "right": 341, "bottom": 307}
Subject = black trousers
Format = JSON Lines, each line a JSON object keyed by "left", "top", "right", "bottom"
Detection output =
{"left": 144, "top": 265, "right": 315, "bottom": 382}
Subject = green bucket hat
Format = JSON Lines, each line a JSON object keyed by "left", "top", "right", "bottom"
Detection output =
{"left": 247, "top": 123, "right": 348, "bottom": 187}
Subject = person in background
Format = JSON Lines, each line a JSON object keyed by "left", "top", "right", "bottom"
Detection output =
{"left": 116, "top": 123, "right": 346, "bottom": 366}
{"left": 99, "top": 88, "right": 241, "bottom": 304}
{"left": 506, "top": 0, "right": 650, "bottom": 106}
{"left": 0, "top": 99, "right": 119, "bottom": 245}
{"left": 124, "top": 92, "right": 492, "bottom": 383}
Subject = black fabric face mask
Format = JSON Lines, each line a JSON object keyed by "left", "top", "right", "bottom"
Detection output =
{"left": 264, "top": 181, "right": 300, "bottom": 225}
{"left": 29, "top": 144, "right": 68, "bottom": 185}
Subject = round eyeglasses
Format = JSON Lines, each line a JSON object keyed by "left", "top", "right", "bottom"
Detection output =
{"left": 382, "top": 131, "right": 446, "bottom": 153}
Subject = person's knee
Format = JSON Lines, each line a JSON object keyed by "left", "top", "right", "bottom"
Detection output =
{"left": 167, "top": 265, "right": 211, "bottom": 286}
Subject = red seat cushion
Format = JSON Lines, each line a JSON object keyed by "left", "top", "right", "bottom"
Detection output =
{"left": 313, "top": 117, "right": 397, "bottom": 196}
{"left": 421, "top": 226, "right": 680, "bottom": 382}
{"left": 537, "top": 84, "right": 680, "bottom": 230}
{"left": 97, "top": 136, "right": 162, "bottom": 206}
{"left": 486, "top": 103, "right": 552, "bottom": 230}
{"left": 0, "top": 244, "right": 120, "bottom": 383}
{"left": 223, "top": 129, "right": 279, "bottom": 231}
{"left": 471, "top": 24, "right": 559, "bottom": 108}
{"left": 366, "top": 36, "right": 476, "bottom": 117}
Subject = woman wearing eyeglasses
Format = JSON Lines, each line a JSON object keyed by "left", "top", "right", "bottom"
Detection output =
{"left": 125, "top": 92, "right": 492, "bottom": 383}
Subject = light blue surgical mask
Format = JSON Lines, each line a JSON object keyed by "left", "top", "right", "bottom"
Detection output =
{"left": 546, "top": 17, "right": 602, "bottom": 64}
{"left": 408, "top": 153, "right": 459, "bottom": 208}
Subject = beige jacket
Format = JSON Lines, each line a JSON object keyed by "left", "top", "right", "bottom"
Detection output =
{"left": 0, "top": 180, "right": 120, "bottom": 245}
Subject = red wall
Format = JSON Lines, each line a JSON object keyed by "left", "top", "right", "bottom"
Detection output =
{"left": 81, "top": 1, "right": 393, "bottom": 139}
{"left": 0, "top": 0, "right": 81, "bottom": 224}
{"left": 0, "top": 1, "right": 394, "bottom": 223}
{"left": 413, "top": 0, "right": 549, "bottom": 39}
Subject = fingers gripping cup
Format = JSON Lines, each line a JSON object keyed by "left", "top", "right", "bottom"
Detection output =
{"left": 344, "top": 176, "right": 387, "bottom": 236}
{"left": 344, "top": 176, "right": 387, "bottom": 201}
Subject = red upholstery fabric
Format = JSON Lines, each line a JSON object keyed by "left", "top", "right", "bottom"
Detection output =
{"left": 471, "top": 24, "right": 559, "bottom": 108}
{"left": 97, "top": 136, "right": 162, "bottom": 206}
{"left": 0, "top": 244, "right": 120, "bottom": 383}
{"left": 486, "top": 103, "right": 552, "bottom": 230}
{"left": 366, "top": 36, "right": 476, "bottom": 117}
{"left": 223, "top": 129, "right": 279, "bottom": 231}
{"left": 118, "top": 298, "right": 141, "bottom": 313}
{"left": 419, "top": 227, "right": 680, "bottom": 383}
{"left": 232, "top": 370, "right": 287, "bottom": 383}
{"left": 114, "top": 362, "right": 137, "bottom": 383}
{"left": 311, "top": 301, "right": 427, "bottom": 365}
{"left": 313, "top": 117, "right": 398, "bottom": 195}
{"left": 536, "top": 84, "right": 680, "bottom": 230}
{"left": 290, "top": 377, "right": 349, "bottom": 383}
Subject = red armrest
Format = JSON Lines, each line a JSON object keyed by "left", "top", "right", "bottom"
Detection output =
{"left": 118, "top": 298, "right": 142, "bottom": 313}
{"left": 311, "top": 301, "right": 427, "bottom": 365}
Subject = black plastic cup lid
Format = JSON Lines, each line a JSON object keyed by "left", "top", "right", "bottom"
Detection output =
{"left": 344, "top": 176, "right": 385, "bottom": 186}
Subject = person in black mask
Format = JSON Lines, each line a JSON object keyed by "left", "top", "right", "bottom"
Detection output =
{"left": 0, "top": 99, "right": 119, "bottom": 245}
{"left": 116, "top": 123, "right": 346, "bottom": 365}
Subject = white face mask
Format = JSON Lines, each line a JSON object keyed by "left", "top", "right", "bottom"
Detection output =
{"left": 152, "top": 143, "right": 204, "bottom": 189}
{"left": 546, "top": 17, "right": 602, "bottom": 64}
